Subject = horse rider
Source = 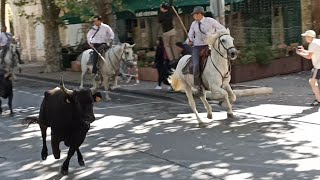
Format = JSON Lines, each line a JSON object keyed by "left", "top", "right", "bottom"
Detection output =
{"left": 87, "top": 15, "right": 115, "bottom": 79}
{"left": 188, "top": 6, "right": 226, "bottom": 96}
{"left": 0, "top": 26, "right": 12, "bottom": 67}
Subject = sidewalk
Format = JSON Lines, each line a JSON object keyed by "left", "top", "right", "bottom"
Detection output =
{"left": 16, "top": 62, "right": 180, "bottom": 100}
{"left": 15, "top": 62, "right": 281, "bottom": 100}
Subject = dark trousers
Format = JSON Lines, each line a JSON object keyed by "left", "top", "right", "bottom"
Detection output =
{"left": 92, "top": 43, "right": 106, "bottom": 74}
{"left": 157, "top": 66, "right": 170, "bottom": 86}
{"left": 192, "top": 45, "right": 207, "bottom": 86}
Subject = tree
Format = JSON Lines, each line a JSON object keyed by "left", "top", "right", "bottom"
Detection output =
{"left": 13, "top": 0, "right": 118, "bottom": 72}
{"left": 1, "top": 0, "right": 5, "bottom": 28}
{"left": 40, "top": 0, "right": 62, "bottom": 73}
{"left": 14, "top": 0, "right": 62, "bottom": 72}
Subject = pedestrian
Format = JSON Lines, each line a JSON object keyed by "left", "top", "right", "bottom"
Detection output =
{"left": 154, "top": 37, "right": 171, "bottom": 90}
{"left": 87, "top": 15, "right": 114, "bottom": 79}
{"left": 158, "top": 0, "right": 180, "bottom": 64}
{"left": 0, "top": 26, "right": 13, "bottom": 66}
{"left": 188, "top": 6, "right": 226, "bottom": 96}
{"left": 296, "top": 30, "right": 320, "bottom": 106}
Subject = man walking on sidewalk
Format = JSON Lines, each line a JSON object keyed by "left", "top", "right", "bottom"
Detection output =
{"left": 87, "top": 15, "right": 114, "bottom": 79}
{"left": 296, "top": 30, "right": 320, "bottom": 106}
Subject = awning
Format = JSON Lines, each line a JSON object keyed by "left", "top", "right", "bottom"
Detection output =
{"left": 115, "top": 0, "right": 210, "bottom": 18}
{"left": 115, "top": 0, "right": 243, "bottom": 19}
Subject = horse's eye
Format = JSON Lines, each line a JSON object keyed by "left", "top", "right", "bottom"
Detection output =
{"left": 221, "top": 39, "right": 225, "bottom": 43}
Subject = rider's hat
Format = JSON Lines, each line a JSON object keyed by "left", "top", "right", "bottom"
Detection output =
{"left": 191, "top": 6, "right": 205, "bottom": 14}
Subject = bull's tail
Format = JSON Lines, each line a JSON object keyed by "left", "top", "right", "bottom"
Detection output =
{"left": 168, "top": 71, "right": 183, "bottom": 92}
{"left": 23, "top": 116, "right": 39, "bottom": 127}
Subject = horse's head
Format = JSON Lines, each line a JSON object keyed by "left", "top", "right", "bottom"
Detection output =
{"left": 9, "top": 43, "right": 17, "bottom": 54}
{"left": 121, "top": 43, "right": 135, "bottom": 61}
{"left": 205, "top": 28, "right": 238, "bottom": 60}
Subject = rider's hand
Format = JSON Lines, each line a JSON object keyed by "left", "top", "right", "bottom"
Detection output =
{"left": 188, "top": 40, "right": 193, "bottom": 47}
{"left": 89, "top": 43, "right": 94, "bottom": 48}
{"left": 108, "top": 40, "right": 113, "bottom": 47}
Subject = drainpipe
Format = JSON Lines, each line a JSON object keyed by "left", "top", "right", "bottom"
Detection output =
{"left": 210, "top": 0, "right": 225, "bottom": 26}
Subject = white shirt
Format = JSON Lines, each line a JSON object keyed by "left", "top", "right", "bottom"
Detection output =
{"left": 87, "top": 23, "right": 114, "bottom": 44}
{"left": 308, "top": 39, "right": 320, "bottom": 69}
{"left": 188, "top": 17, "right": 225, "bottom": 46}
{"left": 0, "top": 32, "right": 12, "bottom": 46}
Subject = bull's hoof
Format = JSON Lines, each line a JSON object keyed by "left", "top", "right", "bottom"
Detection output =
{"left": 41, "top": 149, "right": 48, "bottom": 160}
{"left": 207, "top": 114, "right": 212, "bottom": 119}
{"left": 227, "top": 113, "right": 234, "bottom": 119}
{"left": 78, "top": 160, "right": 85, "bottom": 166}
{"left": 198, "top": 122, "right": 207, "bottom": 128}
{"left": 60, "top": 167, "right": 68, "bottom": 176}
{"left": 41, "top": 153, "right": 47, "bottom": 160}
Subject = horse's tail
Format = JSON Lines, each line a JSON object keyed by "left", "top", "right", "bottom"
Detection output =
{"left": 168, "top": 71, "right": 183, "bottom": 91}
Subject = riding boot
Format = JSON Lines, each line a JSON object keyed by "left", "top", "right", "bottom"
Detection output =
{"left": 194, "top": 76, "right": 203, "bottom": 97}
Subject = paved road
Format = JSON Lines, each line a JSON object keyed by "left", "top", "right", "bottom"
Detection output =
{"left": 0, "top": 77, "right": 320, "bottom": 180}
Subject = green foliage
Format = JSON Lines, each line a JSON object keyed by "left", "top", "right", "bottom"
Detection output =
{"left": 236, "top": 41, "right": 274, "bottom": 65}
{"left": 136, "top": 51, "right": 154, "bottom": 67}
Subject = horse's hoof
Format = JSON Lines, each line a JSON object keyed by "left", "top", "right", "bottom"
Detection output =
{"left": 218, "top": 101, "right": 223, "bottom": 106}
{"left": 227, "top": 113, "right": 234, "bottom": 119}
{"left": 198, "top": 122, "right": 207, "bottom": 128}
{"left": 207, "top": 114, "right": 212, "bottom": 119}
{"left": 9, "top": 113, "right": 14, "bottom": 117}
{"left": 78, "top": 160, "right": 85, "bottom": 166}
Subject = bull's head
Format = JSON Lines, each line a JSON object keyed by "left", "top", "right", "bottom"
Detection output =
{"left": 4, "top": 72, "right": 13, "bottom": 81}
{"left": 59, "top": 78, "right": 101, "bottom": 124}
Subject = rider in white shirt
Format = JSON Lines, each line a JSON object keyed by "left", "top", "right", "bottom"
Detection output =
{"left": 86, "top": 15, "right": 114, "bottom": 77}
{"left": 0, "top": 26, "right": 12, "bottom": 66}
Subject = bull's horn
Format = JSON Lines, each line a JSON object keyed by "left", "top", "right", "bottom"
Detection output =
{"left": 60, "top": 76, "right": 73, "bottom": 95}
{"left": 4, "top": 72, "right": 10, "bottom": 78}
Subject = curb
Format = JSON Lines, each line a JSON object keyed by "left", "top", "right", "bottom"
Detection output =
{"left": 17, "top": 74, "right": 273, "bottom": 101}
{"left": 16, "top": 73, "right": 178, "bottom": 101}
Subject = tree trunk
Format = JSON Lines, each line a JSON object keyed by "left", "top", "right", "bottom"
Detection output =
{"left": 40, "top": 0, "right": 61, "bottom": 73}
{"left": 1, "top": 0, "right": 5, "bottom": 28}
{"left": 93, "top": 0, "right": 113, "bottom": 27}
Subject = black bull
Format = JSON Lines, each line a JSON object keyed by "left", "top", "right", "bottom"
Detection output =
{"left": 25, "top": 83, "right": 102, "bottom": 175}
{"left": 0, "top": 69, "right": 13, "bottom": 116}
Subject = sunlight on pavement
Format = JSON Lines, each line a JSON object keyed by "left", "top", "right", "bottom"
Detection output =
{"left": 91, "top": 115, "right": 132, "bottom": 131}
{"left": 235, "top": 104, "right": 311, "bottom": 117}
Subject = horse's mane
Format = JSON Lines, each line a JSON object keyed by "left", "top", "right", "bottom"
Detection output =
{"left": 205, "top": 28, "right": 230, "bottom": 45}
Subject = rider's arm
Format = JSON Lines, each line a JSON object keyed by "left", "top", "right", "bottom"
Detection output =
{"left": 210, "top": 18, "right": 226, "bottom": 31}
{"left": 103, "top": 24, "right": 114, "bottom": 41}
{"left": 86, "top": 28, "right": 94, "bottom": 45}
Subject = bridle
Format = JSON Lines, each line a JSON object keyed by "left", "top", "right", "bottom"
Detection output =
{"left": 210, "top": 34, "right": 236, "bottom": 82}
{"left": 212, "top": 34, "right": 236, "bottom": 59}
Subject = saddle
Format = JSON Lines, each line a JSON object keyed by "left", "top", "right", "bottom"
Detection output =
{"left": 182, "top": 47, "right": 211, "bottom": 75}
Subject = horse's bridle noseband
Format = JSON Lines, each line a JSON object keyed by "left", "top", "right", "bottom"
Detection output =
{"left": 213, "top": 34, "right": 236, "bottom": 60}
{"left": 210, "top": 34, "right": 236, "bottom": 83}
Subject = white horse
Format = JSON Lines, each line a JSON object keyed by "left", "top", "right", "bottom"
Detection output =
{"left": 1, "top": 43, "right": 19, "bottom": 79}
{"left": 79, "top": 43, "right": 135, "bottom": 100}
{"left": 169, "top": 29, "right": 238, "bottom": 127}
